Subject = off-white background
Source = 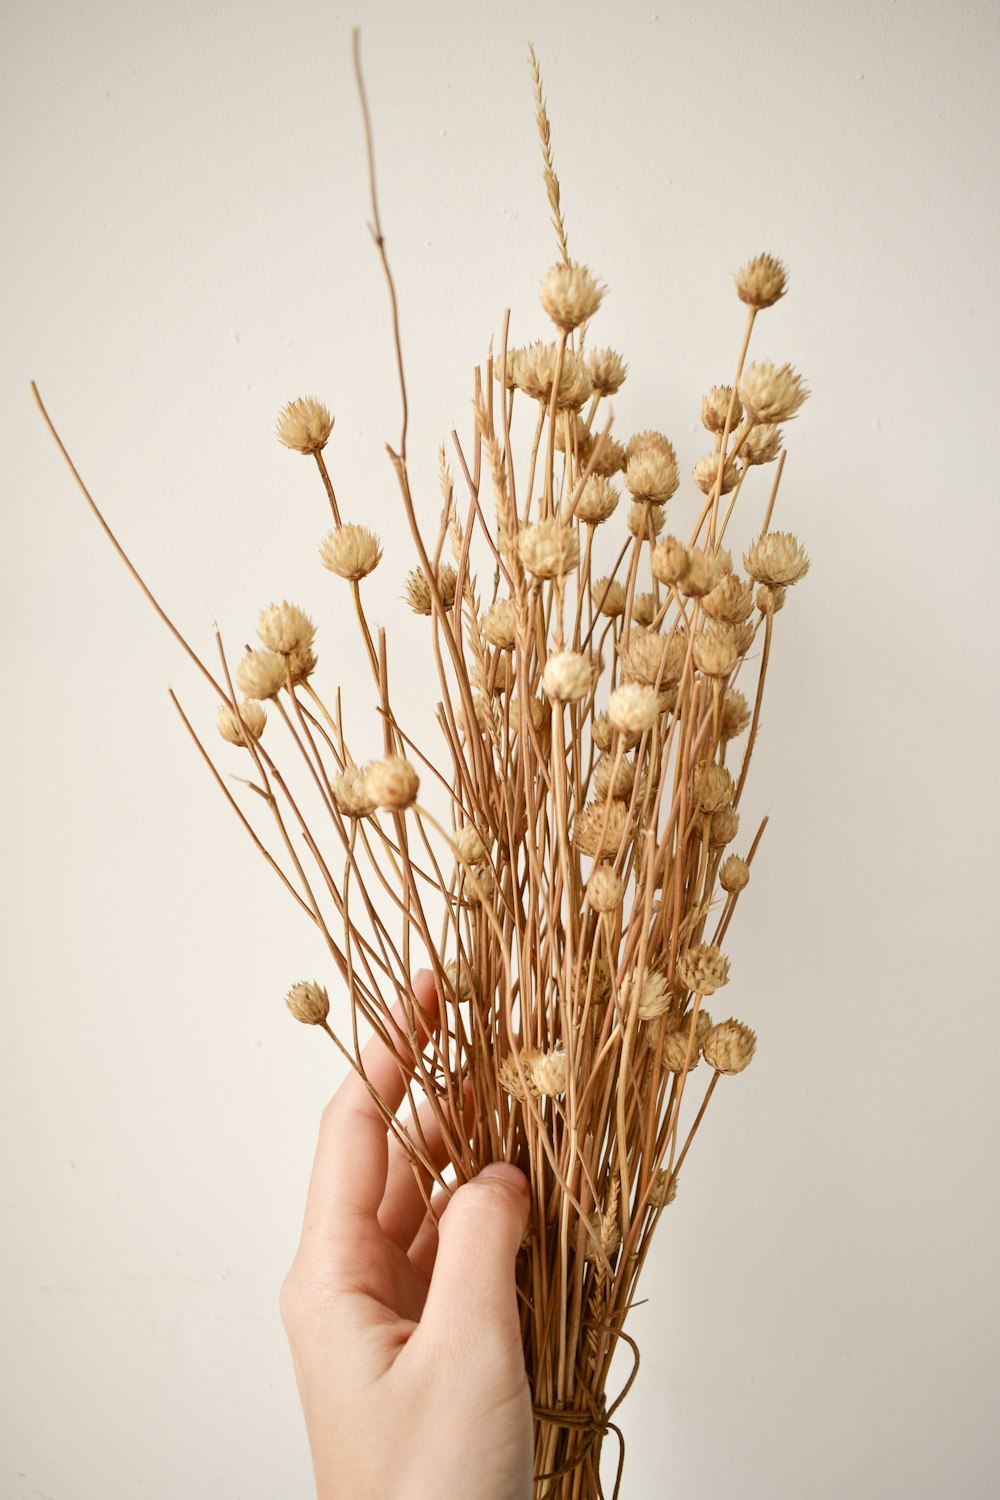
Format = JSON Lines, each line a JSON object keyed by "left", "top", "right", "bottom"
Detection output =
{"left": 3, "top": 1, "right": 998, "bottom": 1496}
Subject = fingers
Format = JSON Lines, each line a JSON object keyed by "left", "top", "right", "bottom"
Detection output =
{"left": 298, "top": 969, "right": 440, "bottom": 1250}
{"left": 379, "top": 1078, "right": 474, "bottom": 1251}
{"left": 418, "top": 1164, "right": 530, "bottom": 1349}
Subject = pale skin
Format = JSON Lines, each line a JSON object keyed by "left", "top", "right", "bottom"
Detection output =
{"left": 280, "top": 969, "right": 534, "bottom": 1500}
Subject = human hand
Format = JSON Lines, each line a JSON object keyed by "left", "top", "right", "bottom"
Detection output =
{"left": 280, "top": 969, "right": 533, "bottom": 1500}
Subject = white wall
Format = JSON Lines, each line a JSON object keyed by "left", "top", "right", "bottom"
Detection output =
{"left": 3, "top": 1, "right": 999, "bottom": 1496}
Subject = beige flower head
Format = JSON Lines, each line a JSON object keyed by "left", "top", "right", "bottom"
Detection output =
{"left": 455, "top": 824, "right": 487, "bottom": 864}
{"left": 676, "top": 943, "right": 730, "bottom": 996}
{"left": 740, "top": 360, "right": 809, "bottom": 423}
{"left": 626, "top": 445, "right": 680, "bottom": 505}
{"left": 443, "top": 958, "right": 474, "bottom": 1003}
{"left": 287, "top": 643, "right": 317, "bottom": 685}
{"left": 692, "top": 760, "right": 736, "bottom": 813}
{"left": 692, "top": 624, "right": 738, "bottom": 678}
{"left": 719, "top": 854, "right": 750, "bottom": 893}
{"left": 681, "top": 545, "right": 731, "bottom": 598}
{"left": 217, "top": 698, "right": 266, "bottom": 746}
{"left": 482, "top": 598, "right": 518, "bottom": 650}
{"left": 461, "top": 862, "right": 496, "bottom": 905}
{"left": 703, "top": 1018, "right": 757, "bottom": 1074}
{"left": 529, "top": 1047, "right": 568, "bottom": 1097}
{"left": 320, "top": 523, "right": 382, "bottom": 580}
{"left": 515, "top": 341, "right": 593, "bottom": 410}
{"left": 651, "top": 536, "right": 689, "bottom": 587}
{"left": 236, "top": 648, "right": 286, "bottom": 701}
{"left": 702, "top": 573, "right": 754, "bottom": 624}
{"left": 626, "top": 429, "right": 674, "bottom": 462}
{"left": 632, "top": 592, "right": 656, "bottom": 627}
{"left": 709, "top": 805, "right": 740, "bottom": 847}
{"left": 757, "top": 582, "right": 788, "bottom": 614}
{"left": 694, "top": 452, "right": 741, "bottom": 496}
{"left": 509, "top": 693, "right": 551, "bottom": 739}
{"left": 627, "top": 500, "right": 665, "bottom": 542}
{"left": 575, "top": 475, "right": 620, "bottom": 525}
{"left": 608, "top": 682, "right": 662, "bottom": 735}
{"left": 574, "top": 798, "right": 632, "bottom": 858}
{"left": 587, "top": 864, "right": 625, "bottom": 913}
{"left": 735, "top": 253, "right": 788, "bottom": 310}
{"left": 624, "top": 968, "right": 671, "bottom": 1021}
{"left": 257, "top": 601, "right": 315, "bottom": 656}
{"left": 650, "top": 1169, "right": 678, "bottom": 1208}
{"left": 621, "top": 626, "right": 682, "bottom": 688}
{"left": 518, "top": 519, "right": 580, "bottom": 578}
{"left": 580, "top": 432, "right": 627, "bottom": 477}
{"left": 285, "top": 980, "right": 330, "bottom": 1025}
{"left": 593, "top": 751, "right": 635, "bottom": 802}
{"left": 404, "top": 569, "right": 433, "bottom": 615}
{"left": 365, "top": 755, "right": 419, "bottom": 811}
{"left": 701, "top": 385, "right": 743, "bottom": 435}
{"left": 587, "top": 346, "right": 628, "bottom": 395}
{"left": 744, "top": 531, "right": 810, "bottom": 586}
{"left": 276, "top": 397, "right": 334, "bottom": 455}
{"left": 663, "top": 1026, "right": 700, "bottom": 1073}
{"left": 593, "top": 576, "right": 627, "bottom": 618}
{"left": 739, "top": 423, "right": 783, "bottom": 466}
{"left": 543, "top": 650, "right": 593, "bottom": 704}
{"left": 332, "top": 765, "right": 375, "bottom": 818}
{"left": 540, "top": 261, "right": 605, "bottom": 331}
{"left": 720, "top": 688, "right": 751, "bottom": 741}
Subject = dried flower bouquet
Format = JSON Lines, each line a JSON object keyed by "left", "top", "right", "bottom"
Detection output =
{"left": 34, "top": 39, "right": 810, "bottom": 1500}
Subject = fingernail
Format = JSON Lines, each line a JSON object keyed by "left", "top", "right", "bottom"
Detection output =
{"left": 479, "top": 1162, "right": 529, "bottom": 1193}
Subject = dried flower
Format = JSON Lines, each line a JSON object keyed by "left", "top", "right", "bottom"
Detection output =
{"left": 530, "top": 1047, "right": 568, "bottom": 1096}
{"left": 692, "top": 760, "right": 735, "bottom": 813}
{"left": 680, "top": 545, "right": 731, "bottom": 598}
{"left": 744, "top": 531, "right": 810, "bottom": 586}
{"left": 319, "top": 523, "right": 382, "bottom": 580}
{"left": 587, "top": 346, "right": 628, "bottom": 395}
{"left": 626, "top": 446, "right": 679, "bottom": 505}
{"left": 663, "top": 1027, "right": 700, "bottom": 1072}
{"left": 404, "top": 569, "right": 433, "bottom": 615}
{"left": 632, "top": 592, "right": 656, "bottom": 627}
{"left": 498, "top": 1048, "right": 539, "bottom": 1100}
{"left": 709, "top": 805, "right": 740, "bottom": 847}
{"left": 540, "top": 261, "right": 605, "bottom": 331}
{"left": 580, "top": 433, "right": 627, "bottom": 477}
{"left": 462, "top": 862, "right": 496, "bottom": 905}
{"left": 651, "top": 536, "right": 689, "bottom": 587}
{"left": 285, "top": 980, "right": 330, "bottom": 1025}
{"left": 217, "top": 698, "right": 266, "bottom": 745}
{"left": 739, "top": 424, "right": 783, "bottom": 466}
{"left": 482, "top": 599, "right": 518, "bottom": 649}
{"left": 515, "top": 340, "right": 593, "bottom": 410}
{"left": 575, "top": 475, "right": 620, "bottom": 525}
{"left": 735, "top": 253, "right": 787, "bottom": 310}
{"left": 701, "top": 385, "right": 743, "bottom": 434}
{"left": 627, "top": 501, "right": 665, "bottom": 541}
{"left": 443, "top": 958, "right": 474, "bottom": 1003}
{"left": 365, "top": 755, "right": 419, "bottom": 811}
{"left": 720, "top": 689, "right": 751, "bottom": 741}
{"left": 543, "top": 650, "right": 593, "bottom": 703}
{"left": 694, "top": 452, "right": 741, "bottom": 495}
{"left": 608, "top": 683, "right": 662, "bottom": 735}
{"left": 574, "top": 799, "right": 632, "bottom": 857}
{"left": 276, "top": 397, "right": 334, "bottom": 455}
{"left": 333, "top": 765, "right": 375, "bottom": 818}
{"left": 692, "top": 624, "right": 738, "bottom": 677}
{"left": 287, "top": 643, "right": 317, "bottom": 685}
{"left": 587, "top": 864, "right": 625, "bottom": 912}
{"left": 593, "top": 576, "right": 626, "bottom": 618}
{"left": 624, "top": 967, "right": 671, "bottom": 1020}
{"left": 455, "top": 825, "right": 487, "bottom": 864}
{"left": 702, "top": 573, "right": 754, "bottom": 624}
{"left": 703, "top": 1018, "right": 757, "bottom": 1074}
{"left": 676, "top": 943, "right": 730, "bottom": 995}
{"left": 757, "top": 583, "right": 787, "bottom": 614}
{"left": 257, "top": 601, "right": 315, "bottom": 656}
{"left": 720, "top": 855, "right": 750, "bottom": 893}
{"left": 650, "top": 1170, "right": 678, "bottom": 1208}
{"left": 509, "top": 694, "right": 551, "bottom": 738}
{"left": 518, "top": 519, "right": 580, "bottom": 578}
{"left": 740, "top": 360, "right": 809, "bottom": 423}
{"left": 621, "top": 626, "right": 685, "bottom": 688}
{"left": 593, "top": 752, "right": 635, "bottom": 801}
{"left": 626, "top": 429, "right": 675, "bottom": 462}
{"left": 236, "top": 648, "right": 286, "bottom": 700}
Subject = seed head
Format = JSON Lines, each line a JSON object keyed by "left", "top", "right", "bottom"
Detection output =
{"left": 650, "top": 1170, "right": 678, "bottom": 1207}
{"left": 740, "top": 360, "right": 809, "bottom": 423}
{"left": 632, "top": 592, "right": 656, "bottom": 626}
{"left": 515, "top": 340, "right": 593, "bottom": 409}
{"left": 276, "top": 397, "right": 334, "bottom": 455}
{"left": 681, "top": 545, "right": 731, "bottom": 598}
{"left": 694, "top": 452, "right": 741, "bottom": 496}
{"left": 257, "top": 600, "right": 315, "bottom": 655}
{"left": 626, "top": 429, "right": 675, "bottom": 462}
{"left": 287, "top": 643, "right": 317, "bottom": 685}
{"left": 702, "top": 573, "right": 754, "bottom": 624}
{"left": 217, "top": 698, "right": 266, "bottom": 745}
{"left": 692, "top": 624, "right": 738, "bottom": 677}
{"left": 333, "top": 765, "right": 375, "bottom": 818}
{"left": 676, "top": 943, "right": 730, "bottom": 996}
{"left": 701, "top": 385, "right": 743, "bottom": 434}
{"left": 587, "top": 346, "right": 628, "bottom": 395}
{"left": 692, "top": 760, "right": 735, "bottom": 813}
{"left": 651, "top": 536, "right": 689, "bottom": 587}
{"left": 757, "top": 583, "right": 787, "bottom": 614}
{"left": 518, "top": 519, "right": 580, "bottom": 578}
{"left": 587, "top": 864, "right": 625, "bottom": 912}
{"left": 319, "top": 524, "right": 382, "bottom": 580}
{"left": 455, "top": 825, "right": 487, "bottom": 864}
{"left": 593, "top": 752, "right": 635, "bottom": 802}
{"left": 444, "top": 958, "right": 474, "bottom": 1003}
{"left": 621, "top": 626, "right": 684, "bottom": 688}
{"left": 739, "top": 424, "right": 783, "bottom": 466}
{"left": 744, "top": 531, "right": 810, "bottom": 586}
{"left": 704, "top": 1018, "right": 757, "bottom": 1074}
{"left": 285, "top": 980, "right": 330, "bottom": 1026}
{"left": 575, "top": 475, "right": 620, "bottom": 525}
{"left": 720, "top": 689, "right": 751, "bottom": 741}
{"left": 709, "top": 805, "right": 740, "bottom": 847}
{"left": 497, "top": 1048, "right": 539, "bottom": 1100}
{"left": 404, "top": 569, "right": 433, "bottom": 615}
{"left": 626, "top": 446, "right": 680, "bottom": 505}
{"left": 720, "top": 855, "right": 750, "bottom": 893}
{"left": 530, "top": 1047, "right": 568, "bottom": 1097}
{"left": 365, "top": 755, "right": 419, "bottom": 811}
{"left": 543, "top": 650, "right": 593, "bottom": 704}
{"left": 509, "top": 694, "right": 551, "bottom": 738}
{"left": 236, "top": 649, "right": 286, "bottom": 700}
{"left": 593, "top": 576, "right": 627, "bottom": 618}
{"left": 735, "top": 253, "right": 788, "bottom": 310}
{"left": 608, "top": 682, "right": 662, "bottom": 734}
{"left": 482, "top": 598, "right": 518, "bottom": 649}
{"left": 462, "top": 862, "right": 496, "bottom": 905}
{"left": 579, "top": 432, "right": 627, "bottom": 477}
{"left": 624, "top": 968, "right": 671, "bottom": 1021}
{"left": 540, "top": 261, "right": 605, "bottom": 331}
{"left": 627, "top": 500, "right": 665, "bottom": 541}
{"left": 574, "top": 798, "right": 633, "bottom": 857}
{"left": 663, "top": 1026, "right": 700, "bottom": 1073}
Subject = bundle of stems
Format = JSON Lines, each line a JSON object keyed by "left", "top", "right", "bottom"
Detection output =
{"left": 33, "top": 40, "right": 810, "bottom": 1499}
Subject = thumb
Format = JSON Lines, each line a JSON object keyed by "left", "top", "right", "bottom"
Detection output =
{"left": 421, "top": 1163, "right": 529, "bottom": 1346}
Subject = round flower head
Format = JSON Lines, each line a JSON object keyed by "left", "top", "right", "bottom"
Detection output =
{"left": 587, "top": 864, "right": 625, "bottom": 913}
{"left": 694, "top": 452, "right": 741, "bottom": 496}
{"left": 404, "top": 569, "right": 433, "bottom": 615}
{"left": 540, "top": 261, "right": 605, "bottom": 331}
{"left": 651, "top": 536, "right": 689, "bottom": 587}
{"left": 744, "top": 531, "right": 810, "bottom": 587}
{"left": 258, "top": 601, "right": 315, "bottom": 656}
{"left": 462, "top": 862, "right": 496, "bottom": 905}
{"left": 681, "top": 545, "right": 731, "bottom": 598}
{"left": 333, "top": 765, "right": 375, "bottom": 818}
{"left": 236, "top": 648, "right": 286, "bottom": 701}
{"left": 669, "top": 1005, "right": 713, "bottom": 1048}
{"left": 676, "top": 943, "right": 730, "bottom": 996}
{"left": 626, "top": 446, "right": 680, "bottom": 505}
{"left": 593, "top": 576, "right": 626, "bottom": 618}
{"left": 276, "top": 397, "right": 334, "bottom": 455}
{"left": 515, "top": 341, "right": 593, "bottom": 410}
{"left": 703, "top": 1018, "right": 757, "bottom": 1074}
{"left": 608, "top": 682, "right": 662, "bottom": 735}
{"left": 482, "top": 598, "right": 518, "bottom": 650}
{"left": 740, "top": 360, "right": 809, "bottom": 423}
{"left": 632, "top": 592, "right": 656, "bottom": 627}
{"left": 701, "top": 385, "right": 743, "bottom": 435}
{"left": 735, "top": 253, "right": 787, "bottom": 310}
{"left": 692, "top": 760, "right": 735, "bottom": 813}
{"left": 529, "top": 1047, "right": 568, "bottom": 1097}
{"left": 287, "top": 643, "right": 317, "bottom": 685}
{"left": 543, "top": 650, "right": 593, "bottom": 704}
{"left": 574, "top": 798, "right": 632, "bottom": 857}
{"left": 709, "top": 805, "right": 740, "bottom": 847}
{"left": 455, "top": 824, "right": 487, "bottom": 864}
{"left": 575, "top": 475, "right": 620, "bottom": 525}
{"left": 626, "top": 429, "right": 675, "bottom": 462}
{"left": 593, "top": 752, "right": 635, "bottom": 801}
{"left": 757, "top": 582, "right": 787, "bottom": 614}
{"left": 692, "top": 624, "right": 738, "bottom": 678}
{"left": 217, "top": 698, "right": 266, "bottom": 746}
{"left": 624, "top": 968, "right": 671, "bottom": 1021}
{"left": 365, "top": 755, "right": 419, "bottom": 811}
{"left": 579, "top": 432, "right": 627, "bottom": 477}
{"left": 627, "top": 500, "right": 665, "bottom": 542}
{"left": 620, "top": 626, "right": 681, "bottom": 688}
{"left": 285, "top": 980, "right": 330, "bottom": 1025}
{"left": 518, "top": 519, "right": 580, "bottom": 578}
{"left": 587, "top": 346, "right": 628, "bottom": 395}
{"left": 702, "top": 573, "right": 754, "bottom": 624}
{"left": 739, "top": 423, "right": 783, "bottom": 466}
{"left": 663, "top": 1027, "right": 700, "bottom": 1073}
{"left": 719, "top": 854, "right": 750, "bottom": 893}
{"left": 720, "top": 688, "right": 751, "bottom": 741}
{"left": 650, "top": 1169, "right": 678, "bottom": 1208}
{"left": 319, "top": 523, "right": 382, "bottom": 580}
{"left": 509, "top": 694, "right": 551, "bottom": 739}
{"left": 444, "top": 958, "right": 474, "bottom": 1003}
